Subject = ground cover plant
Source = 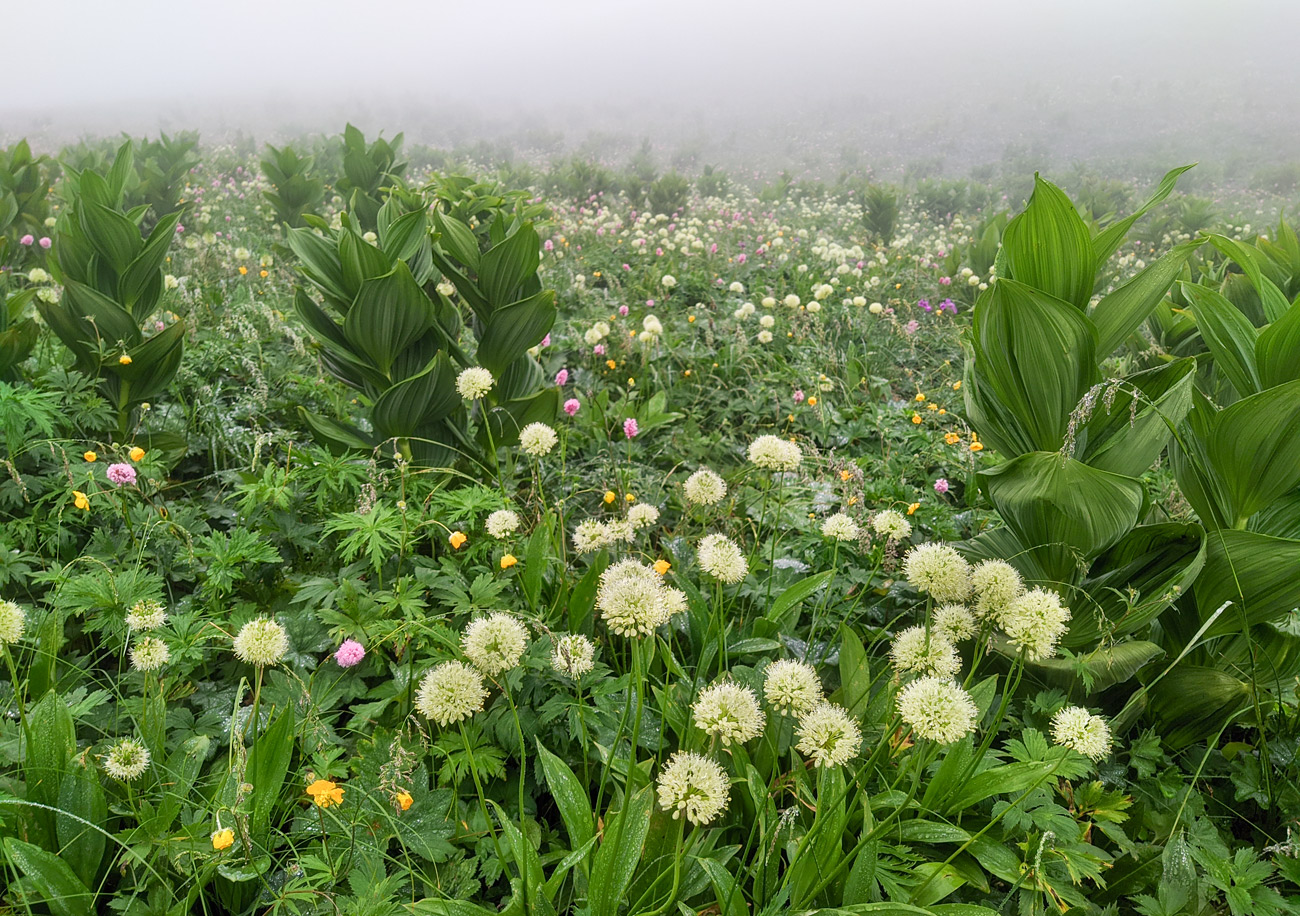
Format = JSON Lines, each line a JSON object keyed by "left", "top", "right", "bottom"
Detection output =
{"left": 1, "top": 128, "right": 1300, "bottom": 916}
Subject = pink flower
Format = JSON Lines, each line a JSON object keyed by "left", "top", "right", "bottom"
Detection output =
{"left": 554, "top": 369, "right": 569, "bottom": 386}
{"left": 543, "top": 239, "right": 554, "bottom": 251}
{"left": 934, "top": 478, "right": 950, "bottom": 494}
{"left": 655, "top": 247, "right": 663, "bottom": 256}
{"left": 737, "top": 253, "right": 747, "bottom": 264}
{"left": 623, "top": 417, "right": 639, "bottom": 439}
{"left": 106, "top": 463, "right": 137, "bottom": 486}
{"left": 618, "top": 305, "right": 629, "bottom": 316}
{"left": 541, "top": 333, "right": 551, "bottom": 348}
{"left": 904, "top": 320, "right": 920, "bottom": 335}
{"left": 645, "top": 299, "right": 655, "bottom": 308}
{"left": 155, "top": 320, "right": 165, "bottom": 331}
{"left": 335, "top": 639, "right": 366, "bottom": 667}
{"left": 19, "top": 234, "right": 33, "bottom": 246}
{"left": 593, "top": 344, "right": 606, "bottom": 356}
{"left": 563, "top": 398, "right": 581, "bottom": 416}
{"left": 709, "top": 242, "right": 718, "bottom": 254}
{"left": 939, "top": 276, "right": 952, "bottom": 286}
{"left": 793, "top": 389, "right": 805, "bottom": 403}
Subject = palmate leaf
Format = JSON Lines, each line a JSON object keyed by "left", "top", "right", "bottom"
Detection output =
{"left": 1001, "top": 175, "right": 1096, "bottom": 309}
{"left": 967, "top": 280, "right": 1099, "bottom": 456}
{"left": 980, "top": 451, "right": 1145, "bottom": 588}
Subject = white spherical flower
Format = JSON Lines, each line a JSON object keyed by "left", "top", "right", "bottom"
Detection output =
{"left": 998, "top": 588, "right": 1071, "bottom": 661}
{"left": 519, "top": 422, "right": 558, "bottom": 457}
{"left": 693, "top": 681, "right": 765, "bottom": 746}
{"left": 456, "top": 367, "right": 495, "bottom": 400}
{"left": 764, "top": 659, "right": 824, "bottom": 716}
{"left": 756, "top": 330, "right": 773, "bottom": 343}
{"left": 747, "top": 435, "right": 802, "bottom": 471}
{"left": 806, "top": 301, "right": 821, "bottom": 314}
{"left": 795, "top": 702, "right": 862, "bottom": 768}
{"left": 486, "top": 509, "right": 521, "bottom": 539}
{"left": 416, "top": 661, "right": 488, "bottom": 726}
{"left": 125, "top": 599, "right": 167, "bottom": 632}
{"left": 130, "top": 636, "right": 171, "bottom": 672}
{"left": 697, "top": 534, "right": 747, "bottom": 584}
{"left": 761, "top": 296, "right": 777, "bottom": 309}
{"left": 583, "top": 327, "right": 604, "bottom": 346}
{"left": 233, "top": 618, "right": 289, "bottom": 667}
{"left": 661, "top": 274, "right": 677, "bottom": 289}
{"left": 729, "top": 281, "right": 745, "bottom": 294}
{"left": 821, "top": 513, "right": 860, "bottom": 541}
{"left": 759, "top": 314, "right": 775, "bottom": 328}
{"left": 642, "top": 314, "right": 664, "bottom": 336}
{"left": 0, "top": 599, "right": 26, "bottom": 645}
{"left": 437, "top": 280, "right": 457, "bottom": 297}
{"left": 871, "top": 509, "right": 912, "bottom": 541}
{"left": 628, "top": 503, "right": 660, "bottom": 530}
{"left": 903, "top": 543, "right": 971, "bottom": 604}
{"left": 1051, "top": 706, "right": 1113, "bottom": 761}
{"left": 598, "top": 560, "right": 674, "bottom": 638}
{"left": 573, "top": 519, "right": 609, "bottom": 554}
{"left": 869, "top": 302, "right": 884, "bottom": 314}
{"left": 896, "top": 677, "right": 978, "bottom": 744}
{"left": 890, "top": 626, "right": 961, "bottom": 679}
{"left": 103, "top": 738, "right": 151, "bottom": 781}
{"left": 933, "top": 604, "right": 978, "bottom": 642}
{"left": 971, "top": 560, "right": 1024, "bottom": 620}
{"left": 656, "top": 751, "right": 730, "bottom": 826}
{"left": 684, "top": 467, "right": 727, "bottom": 506}
{"left": 783, "top": 294, "right": 801, "bottom": 308}
{"left": 552, "top": 634, "right": 596, "bottom": 679}
{"left": 462, "top": 613, "right": 529, "bottom": 676}
{"left": 602, "top": 518, "right": 635, "bottom": 545}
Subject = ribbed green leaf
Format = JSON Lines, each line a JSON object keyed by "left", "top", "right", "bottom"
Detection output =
{"left": 431, "top": 210, "right": 481, "bottom": 272}
{"left": 61, "top": 280, "right": 141, "bottom": 348}
{"left": 1256, "top": 297, "right": 1300, "bottom": 389}
{"left": 479, "top": 223, "right": 540, "bottom": 307}
{"left": 80, "top": 202, "right": 142, "bottom": 275}
{"left": 1001, "top": 176, "right": 1095, "bottom": 309}
{"left": 1091, "top": 239, "right": 1201, "bottom": 355}
{"left": 57, "top": 760, "right": 106, "bottom": 887}
{"left": 1073, "top": 358, "right": 1195, "bottom": 478}
{"left": 118, "top": 211, "right": 180, "bottom": 316}
{"left": 536, "top": 740, "right": 594, "bottom": 852}
{"left": 287, "top": 226, "right": 349, "bottom": 309}
{"left": 477, "top": 290, "right": 556, "bottom": 377}
{"left": 1196, "top": 529, "right": 1300, "bottom": 636}
{"left": 297, "top": 407, "right": 376, "bottom": 454}
{"left": 3, "top": 838, "right": 93, "bottom": 916}
{"left": 589, "top": 786, "right": 653, "bottom": 916}
{"left": 1182, "top": 282, "right": 1260, "bottom": 397}
{"left": 1092, "top": 164, "right": 1195, "bottom": 265}
{"left": 1026, "top": 641, "right": 1164, "bottom": 695}
{"left": 371, "top": 351, "right": 458, "bottom": 440}
{"left": 247, "top": 707, "right": 295, "bottom": 842}
{"left": 1207, "top": 234, "right": 1292, "bottom": 322}
{"left": 343, "top": 263, "right": 435, "bottom": 376}
{"left": 339, "top": 227, "right": 394, "bottom": 297}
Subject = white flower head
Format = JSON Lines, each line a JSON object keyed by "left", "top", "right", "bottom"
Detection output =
{"left": 233, "top": 618, "right": 289, "bottom": 667}
{"left": 657, "top": 751, "right": 730, "bottom": 825}
{"left": 551, "top": 634, "right": 596, "bottom": 679}
{"left": 456, "top": 367, "right": 494, "bottom": 400}
{"left": 103, "top": 738, "right": 151, "bottom": 781}
{"left": 130, "top": 636, "right": 171, "bottom": 672}
{"left": 693, "top": 681, "right": 765, "bottom": 745}
{"left": 0, "top": 600, "right": 26, "bottom": 645}
{"left": 628, "top": 503, "right": 660, "bottom": 530}
{"left": 519, "top": 422, "right": 558, "bottom": 457}
{"left": 821, "top": 513, "right": 860, "bottom": 541}
{"left": 1051, "top": 706, "right": 1113, "bottom": 761}
{"left": 697, "top": 533, "right": 747, "bottom": 584}
{"left": 796, "top": 702, "right": 862, "bottom": 767}
{"left": 461, "top": 613, "right": 529, "bottom": 676}
{"left": 748, "top": 435, "right": 802, "bottom": 471}
{"left": 903, "top": 543, "right": 971, "bottom": 604}
{"left": 684, "top": 467, "right": 727, "bottom": 506}
{"left": 871, "top": 509, "right": 912, "bottom": 541}
{"left": 998, "top": 588, "right": 1070, "bottom": 661}
{"left": 971, "top": 560, "right": 1024, "bottom": 620}
{"left": 933, "top": 604, "right": 977, "bottom": 642}
{"left": 416, "top": 661, "right": 488, "bottom": 726}
{"left": 764, "top": 659, "right": 824, "bottom": 716}
{"left": 896, "top": 676, "right": 978, "bottom": 745}
{"left": 890, "top": 626, "right": 961, "bottom": 679}
{"left": 126, "top": 599, "right": 167, "bottom": 632}
{"left": 486, "top": 509, "right": 521, "bottom": 539}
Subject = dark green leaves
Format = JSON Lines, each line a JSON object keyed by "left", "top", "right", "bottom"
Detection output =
{"left": 344, "top": 263, "right": 435, "bottom": 376}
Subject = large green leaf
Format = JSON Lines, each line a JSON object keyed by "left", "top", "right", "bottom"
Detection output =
{"left": 111, "top": 321, "right": 186, "bottom": 399}
{"left": 1001, "top": 175, "right": 1095, "bottom": 309}
{"left": 481, "top": 387, "right": 560, "bottom": 448}
{"left": 1255, "top": 296, "right": 1300, "bottom": 389}
{"left": 1091, "top": 239, "right": 1202, "bottom": 355}
{"left": 80, "top": 202, "right": 142, "bottom": 274}
{"left": 343, "top": 263, "right": 435, "bottom": 376}
{"left": 1146, "top": 666, "right": 1253, "bottom": 748}
{"left": 1072, "top": 358, "right": 1195, "bottom": 478}
{"left": 1207, "top": 234, "right": 1292, "bottom": 322}
{"left": 980, "top": 451, "right": 1145, "bottom": 587}
{"left": 287, "top": 226, "right": 349, "bottom": 309}
{"left": 431, "top": 210, "right": 482, "bottom": 272}
{"left": 477, "top": 290, "right": 557, "bottom": 377}
{"left": 536, "top": 740, "right": 594, "bottom": 853}
{"left": 968, "top": 279, "right": 1099, "bottom": 455}
{"left": 4, "top": 838, "right": 93, "bottom": 916}
{"left": 339, "top": 226, "right": 394, "bottom": 296}
{"left": 60, "top": 280, "right": 141, "bottom": 349}
{"left": 1092, "top": 164, "right": 1195, "bottom": 264}
{"left": 1182, "top": 282, "right": 1260, "bottom": 397}
{"left": 297, "top": 407, "right": 377, "bottom": 455}
{"left": 246, "top": 707, "right": 295, "bottom": 842}
{"left": 479, "top": 223, "right": 540, "bottom": 307}
{"left": 117, "top": 210, "right": 180, "bottom": 316}
{"left": 589, "top": 786, "right": 653, "bottom": 916}
{"left": 1025, "top": 641, "right": 1164, "bottom": 695}
{"left": 57, "top": 760, "right": 107, "bottom": 887}
{"left": 372, "top": 351, "right": 458, "bottom": 440}
{"left": 1195, "top": 528, "right": 1300, "bottom": 636}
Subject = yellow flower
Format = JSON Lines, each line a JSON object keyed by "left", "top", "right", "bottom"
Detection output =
{"left": 915, "top": 393, "right": 926, "bottom": 402}
{"left": 970, "top": 441, "right": 984, "bottom": 452}
{"left": 807, "top": 396, "right": 817, "bottom": 407}
{"left": 83, "top": 451, "right": 97, "bottom": 463}
{"left": 129, "top": 446, "right": 146, "bottom": 462}
{"left": 926, "top": 403, "right": 938, "bottom": 411}
{"left": 840, "top": 470, "right": 853, "bottom": 481}
{"left": 911, "top": 414, "right": 922, "bottom": 424}
{"left": 73, "top": 490, "right": 89, "bottom": 510}
{"left": 952, "top": 381, "right": 962, "bottom": 390}
{"left": 625, "top": 493, "right": 636, "bottom": 503}
{"left": 238, "top": 266, "right": 248, "bottom": 276}
{"left": 688, "top": 315, "right": 696, "bottom": 323}
{"left": 907, "top": 502, "right": 920, "bottom": 516}
{"left": 944, "top": 432, "right": 961, "bottom": 445}
{"left": 653, "top": 559, "right": 671, "bottom": 575}
{"left": 306, "top": 779, "right": 344, "bottom": 809}
{"left": 396, "top": 791, "right": 413, "bottom": 811}
{"left": 211, "top": 828, "right": 234, "bottom": 850}
{"left": 259, "top": 269, "right": 269, "bottom": 278}
{"left": 938, "top": 408, "right": 946, "bottom": 415}
{"left": 500, "top": 554, "right": 518, "bottom": 569}
{"left": 684, "top": 370, "right": 691, "bottom": 377}
{"left": 629, "top": 330, "right": 637, "bottom": 338}
{"left": 118, "top": 354, "right": 132, "bottom": 365}
{"left": 606, "top": 359, "right": 617, "bottom": 370}
{"left": 627, "top": 377, "right": 635, "bottom": 387}
{"left": 449, "top": 531, "right": 468, "bottom": 549}
{"left": 604, "top": 491, "right": 616, "bottom": 504}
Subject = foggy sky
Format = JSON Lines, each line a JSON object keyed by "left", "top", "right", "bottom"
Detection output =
{"left": 6, "top": 0, "right": 1299, "bottom": 175}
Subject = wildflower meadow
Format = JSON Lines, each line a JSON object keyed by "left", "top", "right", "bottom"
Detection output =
{"left": 2, "top": 125, "right": 1300, "bottom": 916}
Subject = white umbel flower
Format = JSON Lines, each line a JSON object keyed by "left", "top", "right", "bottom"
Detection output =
{"left": 551, "top": 634, "right": 596, "bottom": 679}
{"left": 795, "top": 702, "right": 862, "bottom": 768}
{"left": 998, "top": 588, "right": 1070, "bottom": 660}
{"left": 461, "top": 613, "right": 529, "bottom": 676}
{"left": 821, "top": 513, "right": 860, "bottom": 541}
{"left": 130, "top": 636, "right": 171, "bottom": 672}
{"left": 697, "top": 534, "right": 747, "bottom": 584}
{"left": 103, "top": 738, "right": 150, "bottom": 781}
{"left": 693, "top": 682, "right": 765, "bottom": 746}
{"left": 125, "top": 599, "right": 167, "bottom": 632}
{"left": 572, "top": 519, "right": 609, "bottom": 554}
{"left": 0, "top": 599, "right": 26, "bottom": 645}
{"left": 903, "top": 543, "right": 971, "bottom": 604}
{"left": 416, "top": 661, "right": 488, "bottom": 726}
{"left": 871, "top": 509, "right": 912, "bottom": 541}
{"left": 933, "top": 604, "right": 977, "bottom": 642}
{"left": 971, "top": 560, "right": 1024, "bottom": 620}
{"left": 890, "top": 626, "right": 961, "bottom": 679}
{"left": 748, "top": 435, "right": 802, "bottom": 471}
{"left": 519, "top": 422, "right": 558, "bottom": 457}
{"left": 627, "top": 503, "right": 660, "bottom": 530}
{"left": 684, "top": 467, "right": 727, "bottom": 505}
{"left": 764, "top": 659, "right": 824, "bottom": 716}
{"left": 456, "top": 367, "right": 494, "bottom": 400}
{"left": 598, "top": 560, "right": 676, "bottom": 638}
{"left": 486, "top": 509, "right": 521, "bottom": 539}
{"left": 233, "top": 618, "right": 289, "bottom": 667}
{"left": 896, "top": 677, "right": 978, "bottom": 745}
{"left": 1051, "top": 706, "right": 1113, "bottom": 761}
{"left": 656, "top": 751, "right": 730, "bottom": 825}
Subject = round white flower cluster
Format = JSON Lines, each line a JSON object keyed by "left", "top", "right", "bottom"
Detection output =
{"left": 747, "top": 435, "right": 802, "bottom": 471}
{"left": 697, "top": 533, "right": 748, "bottom": 584}
{"left": 1051, "top": 705, "right": 1113, "bottom": 761}
{"left": 871, "top": 509, "right": 912, "bottom": 541}
{"left": 455, "top": 367, "right": 494, "bottom": 400}
{"left": 519, "top": 422, "right": 558, "bottom": 457}
{"left": 821, "top": 513, "right": 860, "bottom": 541}
{"left": 597, "top": 560, "right": 687, "bottom": 638}
{"left": 903, "top": 543, "right": 971, "bottom": 604}
{"left": 486, "top": 509, "right": 521, "bottom": 539}
{"left": 796, "top": 702, "right": 862, "bottom": 768}
{"left": 693, "top": 681, "right": 765, "bottom": 745}
{"left": 233, "top": 618, "right": 289, "bottom": 667}
{"left": 890, "top": 626, "right": 961, "bottom": 679}
{"left": 684, "top": 467, "right": 727, "bottom": 505}
{"left": 896, "top": 676, "right": 978, "bottom": 745}
{"left": 461, "top": 613, "right": 529, "bottom": 676}
{"left": 763, "top": 659, "right": 824, "bottom": 716}
{"left": 551, "top": 634, "right": 596, "bottom": 679}
{"left": 657, "top": 751, "right": 730, "bottom": 825}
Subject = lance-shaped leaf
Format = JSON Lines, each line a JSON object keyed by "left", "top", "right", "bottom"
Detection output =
{"left": 1256, "top": 296, "right": 1300, "bottom": 389}
{"left": 297, "top": 407, "right": 377, "bottom": 455}
{"left": 431, "top": 209, "right": 481, "bottom": 271}
{"left": 1001, "top": 175, "right": 1095, "bottom": 309}
{"left": 110, "top": 321, "right": 186, "bottom": 399}
{"left": 118, "top": 210, "right": 180, "bottom": 317}
{"left": 339, "top": 227, "right": 394, "bottom": 296}
{"left": 1182, "top": 281, "right": 1260, "bottom": 397}
{"left": 1091, "top": 239, "right": 1202, "bottom": 355}
{"left": 60, "top": 280, "right": 141, "bottom": 349}
{"left": 1023, "top": 640, "right": 1164, "bottom": 696}
{"left": 80, "top": 201, "right": 142, "bottom": 275}
{"left": 1072, "top": 358, "right": 1195, "bottom": 478}
{"left": 372, "top": 351, "right": 459, "bottom": 440}
{"left": 1207, "top": 233, "right": 1291, "bottom": 322}
{"left": 1092, "top": 164, "right": 1194, "bottom": 264}
{"left": 287, "top": 226, "right": 350, "bottom": 310}
{"left": 477, "top": 290, "right": 556, "bottom": 377}
{"left": 479, "top": 223, "right": 540, "bottom": 306}
{"left": 343, "top": 262, "right": 435, "bottom": 377}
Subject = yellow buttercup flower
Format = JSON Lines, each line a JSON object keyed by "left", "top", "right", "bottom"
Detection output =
{"left": 306, "top": 779, "right": 344, "bottom": 809}
{"left": 625, "top": 493, "right": 636, "bottom": 503}
{"left": 653, "top": 559, "right": 671, "bottom": 575}
{"left": 604, "top": 491, "right": 616, "bottom": 504}
{"left": 259, "top": 269, "right": 268, "bottom": 278}
{"left": 83, "top": 451, "right": 97, "bottom": 463}
{"left": 129, "top": 446, "right": 145, "bottom": 461}
{"left": 606, "top": 359, "right": 617, "bottom": 370}
{"left": 118, "top": 354, "right": 132, "bottom": 365}
{"left": 500, "top": 554, "right": 518, "bottom": 569}
{"left": 449, "top": 531, "right": 467, "bottom": 549}
{"left": 970, "top": 441, "right": 984, "bottom": 452}
{"left": 911, "top": 414, "right": 922, "bottom": 424}
{"left": 952, "top": 381, "right": 962, "bottom": 390}
{"left": 211, "top": 828, "right": 234, "bottom": 850}
{"left": 73, "top": 490, "right": 89, "bottom": 510}
{"left": 945, "top": 432, "right": 961, "bottom": 445}
{"left": 396, "top": 791, "right": 413, "bottom": 811}
{"left": 238, "top": 266, "right": 248, "bottom": 276}
{"left": 807, "top": 397, "right": 817, "bottom": 407}
{"left": 840, "top": 470, "right": 853, "bottom": 481}
{"left": 907, "top": 502, "right": 920, "bottom": 515}
{"left": 915, "top": 393, "right": 926, "bottom": 402}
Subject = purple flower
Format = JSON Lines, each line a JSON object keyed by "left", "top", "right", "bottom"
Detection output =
{"left": 19, "top": 234, "right": 33, "bottom": 246}
{"left": 335, "top": 639, "right": 365, "bottom": 667}
{"left": 554, "top": 369, "right": 569, "bottom": 386}
{"left": 918, "top": 299, "right": 932, "bottom": 312}
{"left": 623, "top": 417, "right": 639, "bottom": 439}
{"left": 106, "top": 463, "right": 137, "bottom": 486}
{"left": 563, "top": 398, "right": 581, "bottom": 417}
{"left": 934, "top": 478, "right": 950, "bottom": 494}
{"left": 940, "top": 299, "right": 957, "bottom": 314}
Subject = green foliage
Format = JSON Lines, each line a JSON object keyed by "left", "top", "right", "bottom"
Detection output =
{"left": 261, "top": 143, "right": 326, "bottom": 228}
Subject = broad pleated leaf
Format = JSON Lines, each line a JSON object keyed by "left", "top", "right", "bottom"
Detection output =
{"left": 1001, "top": 175, "right": 1096, "bottom": 309}
{"left": 1091, "top": 239, "right": 1201, "bottom": 355}
{"left": 477, "top": 290, "right": 556, "bottom": 377}
{"left": 1207, "top": 234, "right": 1292, "bottom": 322}
{"left": 1092, "top": 164, "right": 1195, "bottom": 264}
{"left": 1195, "top": 528, "right": 1300, "bottom": 635}
{"left": 343, "top": 262, "right": 435, "bottom": 376}
{"left": 479, "top": 223, "right": 540, "bottom": 307}
{"left": 371, "top": 351, "right": 458, "bottom": 439}
{"left": 1182, "top": 281, "right": 1260, "bottom": 397}
{"left": 1025, "top": 640, "right": 1164, "bottom": 696}
{"left": 1255, "top": 296, "right": 1300, "bottom": 388}
{"left": 1072, "top": 358, "right": 1195, "bottom": 478}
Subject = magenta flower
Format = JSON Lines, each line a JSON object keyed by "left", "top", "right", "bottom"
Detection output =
{"left": 793, "top": 389, "right": 805, "bottom": 403}
{"left": 543, "top": 239, "right": 554, "bottom": 251}
{"left": 934, "top": 478, "right": 950, "bottom": 494}
{"left": 593, "top": 344, "right": 606, "bottom": 356}
{"left": 623, "top": 417, "right": 639, "bottom": 439}
{"left": 19, "top": 234, "right": 33, "bottom": 246}
{"left": 618, "top": 305, "right": 629, "bottom": 316}
{"left": 737, "top": 253, "right": 747, "bottom": 264}
{"left": 918, "top": 299, "right": 932, "bottom": 312}
{"left": 335, "top": 639, "right": 366, "bottom": 667}
{"left": 554, "top": 369, "right": 569, "bottom": 386}
{"left": 106, "top": 463, "right": 137, "bottom": 486}
{"left": 38, "top": 237, "right": 51, "bottom": 249}
{"left": 939, "top": 276, "right": 952, "bottom": 286}
{"left": 563, "top": 398, "right": 581, "bottom": 417}
{"left": 541, "top": 333, "right": 551, "bottom": 348}
{"left": 645, "top": 299, "right": 655, "bottom": 308}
